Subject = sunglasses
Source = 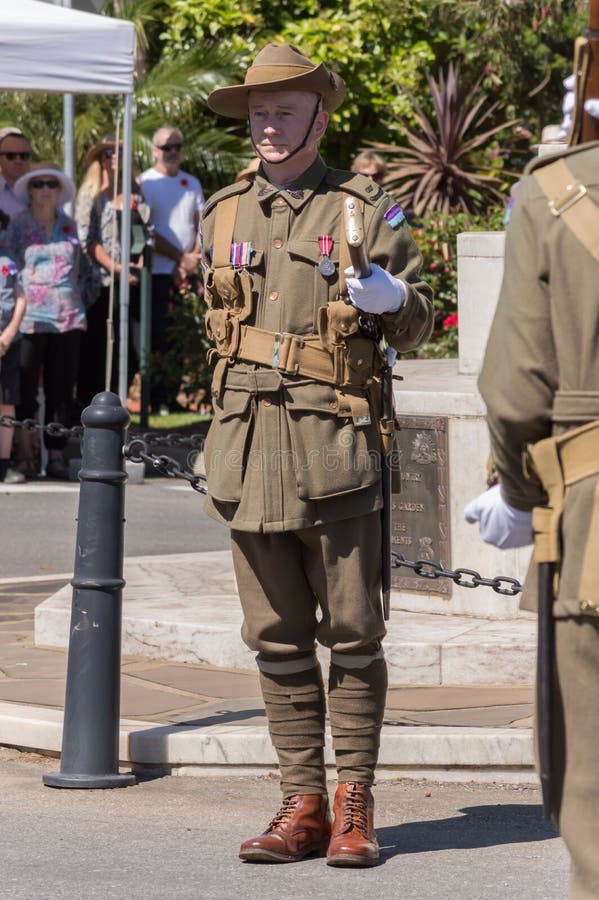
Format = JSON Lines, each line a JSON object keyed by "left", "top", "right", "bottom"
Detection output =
{"left": 102, "top": 149, "right": 117, "bottom": 159}
{"left": 0, "top": 151, "right": 31, "bottom": 161}
{"left": 30, "top": 179, "right": 60, "bottom": 190}
{"left": 156, "top": 142, "right": 183, "bottom": 153}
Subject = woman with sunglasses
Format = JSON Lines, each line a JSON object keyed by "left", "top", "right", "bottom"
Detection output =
{"left": 75, "top": 135, "right": 151, "bottom": 407}
{"left": 1, "top": 162, "right": 86, "bottom": 479}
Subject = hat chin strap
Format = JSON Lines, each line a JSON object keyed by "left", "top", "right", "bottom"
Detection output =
{"left": 251, "top": 100, "right": 320, "bottom": 167}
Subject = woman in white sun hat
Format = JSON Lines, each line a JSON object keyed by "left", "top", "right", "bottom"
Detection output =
{"left": 1, "top": 161, "right": 86, "bottom": 479}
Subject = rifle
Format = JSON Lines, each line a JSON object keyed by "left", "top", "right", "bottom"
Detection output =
{"left": 343, "top": 196, "right": 392, "bottom": 620}
{"left": 569, "top": 0, "right": 599, "bottom": 144}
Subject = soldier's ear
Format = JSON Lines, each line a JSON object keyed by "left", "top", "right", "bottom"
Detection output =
{"left": 313, "top": 110, "right": 329, "bottom": 140}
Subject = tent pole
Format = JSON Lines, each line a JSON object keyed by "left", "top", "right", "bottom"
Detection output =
{"left": 62, "top": 94, "right": 75, "bottom": 217}
{"left": 118, "top": 92, "right": 134, "bottom": 404}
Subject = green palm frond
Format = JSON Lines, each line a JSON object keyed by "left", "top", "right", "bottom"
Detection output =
{"left": 369, "top": 62, "right": 520, "bottom": 216}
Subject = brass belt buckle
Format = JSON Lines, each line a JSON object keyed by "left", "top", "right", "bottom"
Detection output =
{"left": 549, "top": 182, "right": 587, "bottom": 217}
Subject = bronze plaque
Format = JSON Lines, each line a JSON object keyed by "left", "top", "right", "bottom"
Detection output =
{"left": 391, "top": 415, "right": 451, "bottom": 596}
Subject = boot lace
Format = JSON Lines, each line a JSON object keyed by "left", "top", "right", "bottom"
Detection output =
{"left": 341, "top": 784, "right": 368, "bottom": 835}
{"left": 266, "top": 795, "right": 300, "bottom": 831}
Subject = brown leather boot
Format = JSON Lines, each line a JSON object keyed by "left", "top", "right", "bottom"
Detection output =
{"left": 239, "top": 793, "right": 331, "bottom": 863}
{"left": 326, "top": 782, "right": 380, "bottom": 867}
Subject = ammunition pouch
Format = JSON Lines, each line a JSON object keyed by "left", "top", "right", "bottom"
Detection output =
{"left": 318, "top": 300, "right": 386, "bottom": 388}
{"left": 204, "top": 266, "right": 253, "bottom": 319}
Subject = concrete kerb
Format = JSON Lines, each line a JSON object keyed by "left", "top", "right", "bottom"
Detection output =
{"left": 0, "top": 701, "right": 536, "bottom": 784}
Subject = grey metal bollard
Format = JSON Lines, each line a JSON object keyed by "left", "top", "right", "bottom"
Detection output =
{"left": 43, "top": 392, "right": 136, "bottom": 789}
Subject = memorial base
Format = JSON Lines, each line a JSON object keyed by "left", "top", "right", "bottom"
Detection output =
{"left": 392, "top": 358, "right": 532, "bottom": 620}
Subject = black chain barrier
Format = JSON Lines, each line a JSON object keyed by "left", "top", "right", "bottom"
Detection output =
{"left": 0, "top": 413, "right": 83, "bottom": 440}
{"left": 1, "top": 413, "right": 522, "bottom": 591}
{"left": 123, "top": 437, "right": 207, "bottom": 494}
{"left": 391, "top": 552, "right": 522, "bottom": 596}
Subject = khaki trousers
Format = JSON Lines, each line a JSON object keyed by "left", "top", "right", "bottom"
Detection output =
{"left": 553, "top": 616, "right": 599, "bottom": 899}
{"left": 230, "top": 511, "right": 386, "bottom": 656}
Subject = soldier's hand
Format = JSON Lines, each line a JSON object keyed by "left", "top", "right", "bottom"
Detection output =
{"left": 345, "top": 263, "right": 405, "bottom": 315}
{"left": 463, "top": 484, "right": 533, "bottom": 549}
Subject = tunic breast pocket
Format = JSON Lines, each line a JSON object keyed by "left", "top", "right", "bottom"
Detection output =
{"left": 204, "top": 388, "right": 253, "bottom": 502}
{"left": 284, "top": 382, "right": 380, "bottom": 501}
{"left": 287, "top": 240, "right": 340, "bottom": 325}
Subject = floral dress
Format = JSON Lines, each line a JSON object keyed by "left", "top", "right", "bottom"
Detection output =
{"left": 5, "top": 208, "right": 86, "bottom": 334}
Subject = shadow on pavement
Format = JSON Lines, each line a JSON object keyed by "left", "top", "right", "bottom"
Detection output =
{"left": 378, "top": 804, "right": 558, "bottom": 861}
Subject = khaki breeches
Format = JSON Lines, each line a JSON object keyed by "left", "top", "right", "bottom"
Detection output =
{"left": 553, "top": 616, "right": 599, "bottom": 899}
{"left": 230, "top": 511, "right": 385, "bottom": 656}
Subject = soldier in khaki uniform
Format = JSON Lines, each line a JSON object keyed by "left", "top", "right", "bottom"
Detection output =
{"left": 201, "top": 44, "right": 433, "bottom": 867}
{"left": 465, "top": 140, "right": 599, "bottom": 898}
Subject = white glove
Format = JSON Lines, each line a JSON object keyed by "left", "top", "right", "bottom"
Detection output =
{"left": 585, "top": 98, "right": 599, "bottom": 118}
{"left": 558, "top": 74, "right": 599, "bottom": 139}
{"left": 345, "top": 263, "right": 405, "bottom": 315}
{"left": 463, "top": 484, "right": 534, "bottom": 549}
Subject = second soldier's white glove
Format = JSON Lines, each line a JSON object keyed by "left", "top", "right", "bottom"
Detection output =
{"left": 463, "top": 484, "right": 534, "bottom": 549}
{"left": 558, "top": 73, "right": 599, "bottom": 139}
{"left": 345, "top": 263, "right": 405, "bottom": 315}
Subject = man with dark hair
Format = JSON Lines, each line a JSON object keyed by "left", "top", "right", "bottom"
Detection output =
{"left": 0, "top": 129, "right": 31, "bottom": 221}
{"left": 202, "top": 44, "right": 433, "bottom": 867}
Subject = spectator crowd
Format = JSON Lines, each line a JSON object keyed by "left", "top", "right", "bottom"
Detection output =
{"left": 0, "top": 124, "right": 205, "bottom": 483}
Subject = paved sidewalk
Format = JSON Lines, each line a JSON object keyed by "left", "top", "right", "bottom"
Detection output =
{"left": 0, "top": 578, "right": 534, "bottom": 728}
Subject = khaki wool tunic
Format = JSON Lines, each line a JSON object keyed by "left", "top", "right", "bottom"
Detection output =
{"left": 479, "top": 141, "right": 599, "bottom": 618}
{"left": 200, "top": 156, "right": 434, "bottom": 533}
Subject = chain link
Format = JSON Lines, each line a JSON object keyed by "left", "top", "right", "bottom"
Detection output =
{"left": 0, "top": 415, "right": 206, "bottom": 449}
{"left": 0, "top": 414, "right": 83, "bottom": 439}
{"left": 123, "top": 438, "right": 207, "bottom": 494}
{"left": 391, "top": 552, "right": 522, "bottom": 595}
{"left": 128, "top": 429, "right": 205, "bottom": 449}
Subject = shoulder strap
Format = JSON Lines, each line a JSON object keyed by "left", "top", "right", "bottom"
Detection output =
{"left": 533, "top": 158, "right": 599, "bottom": 262}
{"left": 212, "top": 194, "right": 240, "bottom": 268}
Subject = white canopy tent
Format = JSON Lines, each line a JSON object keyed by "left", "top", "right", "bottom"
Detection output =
{"left": 0, "top": 0, "right": 136, "bottom": 402}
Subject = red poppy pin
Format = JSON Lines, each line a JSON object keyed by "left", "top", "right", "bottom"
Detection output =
{"left": 62, "top": 224, "right": 71, "bottom": 235}
{"left": 180, "top": 178, "right": 189, "bottom": 187}
{"left": 131, "top": 200, "right": 138, "bottom": 211}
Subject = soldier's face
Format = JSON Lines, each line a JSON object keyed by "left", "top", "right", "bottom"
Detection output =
{"left": 248, "top": 90, "right": 328, "bottom": 164}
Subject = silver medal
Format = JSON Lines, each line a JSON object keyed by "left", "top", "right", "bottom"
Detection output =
{"left": 319, "top": 256, "right": 335, "bottom": 277}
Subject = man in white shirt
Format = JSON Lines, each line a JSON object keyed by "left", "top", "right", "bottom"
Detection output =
{"left": 0, "top": 129, "right": 31, "bottom": 224}
{"left": 140, "top": 125, "right": 205, "bottom": 414}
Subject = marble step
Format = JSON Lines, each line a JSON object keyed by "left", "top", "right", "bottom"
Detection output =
{"left": 0, "top": 702, "right": 535, "bottom": 783}
{"left": 34, "top": 551, "right": 537, "bottom": 687}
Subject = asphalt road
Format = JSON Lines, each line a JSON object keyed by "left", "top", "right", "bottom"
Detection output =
{"left": 0, "top": 748, "right": 569, "bottom": 900}
{"left": 0, "top": 479, "right": 229, "bottom": 580}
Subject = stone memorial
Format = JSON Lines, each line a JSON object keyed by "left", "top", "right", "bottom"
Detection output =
{"left": 391, "top": 231, "right": 534, "bottom": 620}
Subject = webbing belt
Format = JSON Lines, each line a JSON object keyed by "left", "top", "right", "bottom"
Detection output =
{"left": 237, "top": 324, "right": 338, "bottom": 384}
{"left": 528, "top": 419, "right": 599, "bottom": 563}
